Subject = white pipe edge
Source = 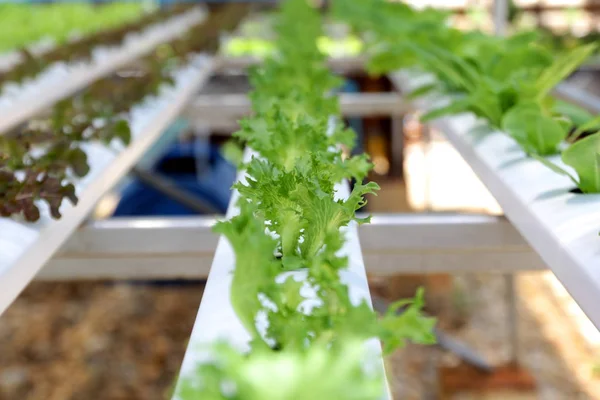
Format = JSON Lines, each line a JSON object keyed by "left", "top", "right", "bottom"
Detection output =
{"left": 0, "top": 37, "right": 56, "bottom": 73}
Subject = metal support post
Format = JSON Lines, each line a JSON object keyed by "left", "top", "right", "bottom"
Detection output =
{"left": 494, "top": 0, "right": 509, "bottom": 36}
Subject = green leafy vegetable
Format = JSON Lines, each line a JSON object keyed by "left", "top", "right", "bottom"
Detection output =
{"left": 569, "top": 114, "right": 600, "bottom": 143}
{"left": 534, "top": 44, "right": 597, "bottom": 101}
{"left": 533, "top": 132, "right": 600, "bottom": 193}
{"left": 553, "top": 100, "right": 595, "bottom": 129}
{"left": 179, "top": 0, "right": 436, "bottom": 396}
{"left": 0, "top": 3, "right": 144, "bottom": 54}
{"left": 177, "top": 339, "right": 385, "bottom": 400}
{"left": 501, "top": 102, "right": 570, "bottom": 156}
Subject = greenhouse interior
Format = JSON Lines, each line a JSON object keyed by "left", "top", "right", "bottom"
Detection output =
{"left": 2, "top": 0, "right": 600, "bottom": 398}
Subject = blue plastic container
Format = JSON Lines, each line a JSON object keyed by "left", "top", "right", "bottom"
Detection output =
{"left": 112, "top": 138, "right": 235, "bottom": 217}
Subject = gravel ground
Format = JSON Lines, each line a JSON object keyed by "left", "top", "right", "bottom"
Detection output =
{"left": 0, "top": 282, "right": 203, "bottom": 400}
{"left": 386, "top": 273, "right": 600, "bottom": 400}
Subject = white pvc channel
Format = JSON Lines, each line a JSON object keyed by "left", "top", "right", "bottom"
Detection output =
{"left": 0, "top": 55, "right": 215, "bottom": 316}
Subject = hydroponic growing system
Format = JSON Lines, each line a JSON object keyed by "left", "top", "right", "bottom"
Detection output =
{"left": 1, "top": 0, "right": 599, "bottom": 398}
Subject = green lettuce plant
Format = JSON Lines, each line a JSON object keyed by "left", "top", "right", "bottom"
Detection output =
{"left": 534, "top": 132, "right": 600, "bottom": 193}
{"left": 177, "top": 339, "right": 385, "bottom": 400}
{"left": 501, "top": 102, "right": 570, "bottom": 156}
{"left": 0, "top": 3, "right": 145, "bottom": 54}
{"left": 218, "top": 0, "right": 435, "bottom": 354}
{"left": 335, "top": 0, "right": 597, "bottom": 156}
{"left": 177, "top": 0, "right": 436, "bottom": 397}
